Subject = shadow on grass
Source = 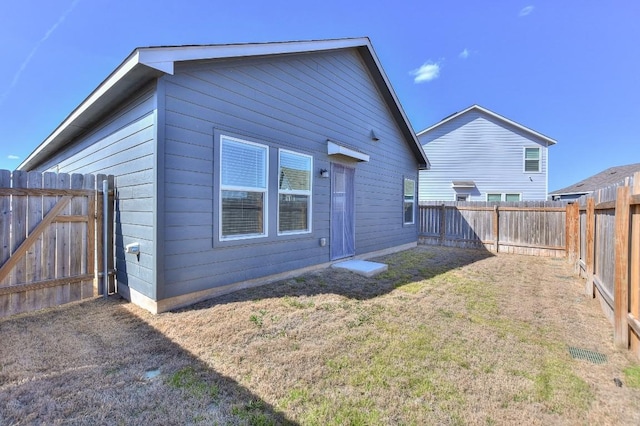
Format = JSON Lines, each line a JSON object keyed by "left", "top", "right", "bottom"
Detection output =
{"left": 0, "top": 298, "right": 296, "bottom": 425}
{"left": 184, "top": 246, "right": 495, "bottom": 311}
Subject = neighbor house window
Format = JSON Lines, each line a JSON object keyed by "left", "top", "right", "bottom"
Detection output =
{"left": 456, "top": 194, "right": 469, "bottom": 201}
{"left": 278, "top": 149, "right": 312, "bottom": 234}
{"left": 220, "top": 136, "right": 268, "bottom": 240}
{"left": 524, "top": 147, "right": 541, "bottom": 172}
{"left": 505, "top": 193, "right": 521, "bottom": 202}
{"left": 404, "top": 178, "right": 415, "bottom": 224}
{"left": 487, "top": 193, "right": 502, "bottom": 202}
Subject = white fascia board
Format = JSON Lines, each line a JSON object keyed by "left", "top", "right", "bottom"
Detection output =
{"left": 136, "top": 38, "right": 370, "bottom": 69}
{"left": 18, "top": 54, "right": 142, "bottom": 170}
{"left": 361, "top": 42, "right": 429, "bottom": 168}
{"left": 327, "top": 140, "right": 370, "bottom": 162}
{"left": 472, "top": 105, "right": 558, "bottom": 146}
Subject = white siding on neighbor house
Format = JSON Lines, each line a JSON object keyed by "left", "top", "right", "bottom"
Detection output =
{"left": 33, "top": 87, "right": 158, "bottom": 299}
{"left": 418, "top": 110, "right": 549, "bottom": 202}
{"left": 159, "top": 49, "right": 419, "bottom": 300}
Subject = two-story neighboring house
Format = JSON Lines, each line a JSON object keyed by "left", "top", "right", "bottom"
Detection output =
{"left": 417, "top": 105, "right": 556, "bottom": 202}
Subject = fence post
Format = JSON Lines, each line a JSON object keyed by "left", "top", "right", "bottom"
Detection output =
{"left": 566, "top": 202, "right": 579, "bottom": 263}
{"left": 439, "top": 204, "right": 445, "bottom": 245}
{"left": 107, "top": 176, "right": 115, "bottom": 294}
{"left": 585, "top": 197, "right": 595, "bottom": 296}
{"left": 493, "top": 205, "right": 499, "bottom": 253}
{"left": 572, "top": 202, "right": 580, "bottom": 265}
{"left": 630, "top": 172, "right": 640, "bottom": 356}
{"left": 565, "top": 203, "right": 572, "bottom": 261}
{"left": 614, "top": 185, "right": 631, "bottom": 348}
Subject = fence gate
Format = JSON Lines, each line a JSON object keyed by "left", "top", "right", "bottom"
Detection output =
{"left": 0, "top": 170, "right": 114, "bottom": 318}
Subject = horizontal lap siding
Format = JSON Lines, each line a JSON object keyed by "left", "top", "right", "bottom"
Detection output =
{"left": 419, "top": 111, "right": 549, "bottom": 201}
{"left": 161, "top": 50, "right": 418, "bottom": 299}
{"left": 34, "top": 88, "right": 157, "bottom": 299}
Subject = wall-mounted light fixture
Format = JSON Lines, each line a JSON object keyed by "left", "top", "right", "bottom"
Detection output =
{"left": 320, "top": 168, "right": 329, "bottom": 178}
{"left": 370, "top": 130, "right": 380, "bottom": 141}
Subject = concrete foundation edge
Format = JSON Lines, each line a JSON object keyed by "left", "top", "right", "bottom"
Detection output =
{"left": 118, "top": 241, "right": 417, "bottom": 314}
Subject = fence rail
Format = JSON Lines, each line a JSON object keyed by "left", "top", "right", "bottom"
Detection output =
{"left": 420, "top": 183, "right": 640, "bottom": 359}
{"left": 418, "top": 201, "right": 568, "bottom": 257}
{"left": 568, "top": 172, "right": 640, "bottom": 356}
{"left": 0, "top": 169, "right": 113, "bottom": 317}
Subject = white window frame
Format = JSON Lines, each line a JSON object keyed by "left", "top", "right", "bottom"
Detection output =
{"left": 277, "top": 149, "right": 313, "bottom": 235}
{"left": 404, "top": 178, "right": 416, "bottom": 225}
{"left": 455, "top": 193, "right": 469, "bottom": 201}
{"left": 485, "top": 193, "right": 523, "bottom": 202}
{"left": 523, "top": 147, "right": 541, "bottom": 173}
{"left": 219, "top": 135, "right": 269, "bottom": 241}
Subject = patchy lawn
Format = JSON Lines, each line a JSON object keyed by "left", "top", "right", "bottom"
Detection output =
{"left": 1, "top": 246, "right": 640, "bottom": 425}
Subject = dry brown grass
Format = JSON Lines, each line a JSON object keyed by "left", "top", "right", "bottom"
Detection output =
{"left": 2, "top": 246, "right": 640, "bottom": 425}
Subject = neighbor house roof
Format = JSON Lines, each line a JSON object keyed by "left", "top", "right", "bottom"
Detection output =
{"left": 549, "top": 163, "right": 640, "bottom": 197}
{"left": 416, "top": 104, "right": 557, "bottom": 146}
{"left": 19, "top": 37, "right": 429, "bottom": 170}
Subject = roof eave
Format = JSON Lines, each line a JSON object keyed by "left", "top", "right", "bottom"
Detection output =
{"left": 355, "top": 45, "right": 429, "bottom": 169}
{"left": 20, "top": 37, "right": 430, "bottom": 171}
{"left": 549, "top": 190, "right": 591, "bottom": 196}
{"left": 18, "top": 52, "right": 164, "bottom": 171}
{"left": 417, "top": 104, "right": 557, "bottom": 147}
{"left": 137, "top": 37, "right": 372, "bottom": 68}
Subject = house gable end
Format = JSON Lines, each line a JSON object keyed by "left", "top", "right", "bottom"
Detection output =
{"left": 21, "top": 38, "right": 427, "bottom": 172}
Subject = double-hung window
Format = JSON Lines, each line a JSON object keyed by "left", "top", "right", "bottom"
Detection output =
{"left": 403, "top": 178, "right": 415, "bottom": 225}
{"left": 278, "top": 149, "right": 312, "bottom": 234}
{"left": 220, "top": 136, "right": 268, "bottom": 240}
{"left": 524, "top": 147, "right": 541, "bottom": 172}
{"left": 488, "top": 193, "right": 522, "bottom": 202}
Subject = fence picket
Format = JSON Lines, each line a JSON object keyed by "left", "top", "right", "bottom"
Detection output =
{"left": 85, "top": 174, "right": 96, "bottom": 298}
{"left": 11, "top": 171, "right": 28, "bottom": 286}
{"left": 418, "top": 201, "right": 567, "bottom": 256}
{"left": 0, "top": 170, "right": 11, "bottom": 287}
{"left": 56, "top": 173, "right": 70, "bottom": 281}
{"left": 0, "top": 169, "right": 113, "bottom": 318}
{"left": 27, "top": 171, "right": 43, "bottom": 284}
{"left": 69, "top": 173, "right": 84, "bottom": 302}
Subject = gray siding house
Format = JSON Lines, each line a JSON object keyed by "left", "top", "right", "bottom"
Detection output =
{"left": 18, "top": 38, "right": 429, "bottom": 313}
{"left": 417, "top": 105, "right": 556, "bottom": 202}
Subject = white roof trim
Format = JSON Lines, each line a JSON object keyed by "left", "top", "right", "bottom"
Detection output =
{"left": 417, "top": 104, "right": 557, "bottom": 146}
{"left": 327, "top": 140, "right": 370, "bottom": 162}
{"left": 19, "top": 55, "right": 142, "bottom": 170}
{"left": 136, "top": 38, "right": 369, "bottom": 65}
{"left": 19, "top": 38, "right": 428, "bottom": 171}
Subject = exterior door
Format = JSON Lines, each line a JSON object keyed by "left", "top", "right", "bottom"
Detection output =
{"left": 331, "top": 163, "right": 355, "bottom": 260}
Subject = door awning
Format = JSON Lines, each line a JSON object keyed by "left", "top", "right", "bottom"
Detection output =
{"left": 327, "top": 140, "right": 370, "bottom": 162}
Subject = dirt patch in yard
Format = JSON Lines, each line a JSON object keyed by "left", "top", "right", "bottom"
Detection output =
{"left": 1, "top": 246, "right": 640, "bottom": 425}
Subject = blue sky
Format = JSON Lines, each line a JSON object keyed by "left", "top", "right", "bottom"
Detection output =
{"left": 0, "top": 0, "right": 638, "bottom": 191}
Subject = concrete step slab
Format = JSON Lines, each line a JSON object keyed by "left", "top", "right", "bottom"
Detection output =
{"left": 331, "top": 259, "right": 388, "bottom": 277}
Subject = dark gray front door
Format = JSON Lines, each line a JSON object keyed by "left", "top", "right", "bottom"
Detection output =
{"left": 331, "top": 163, "right": 355, "bottom": 260}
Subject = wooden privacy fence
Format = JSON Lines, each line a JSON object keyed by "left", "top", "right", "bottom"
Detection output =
{"left": 419, "top": 201, "right": 568, "bottom": 257}
{"left": 0, "top": 169, "right": 114, "bottom": 318}
{"left": 567, "top": 172, "right": 640, "bottom": 355}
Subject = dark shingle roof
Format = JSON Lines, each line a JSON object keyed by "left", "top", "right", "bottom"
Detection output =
{"left": 550, "top": 163, "right": 640, "bottom": 196}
